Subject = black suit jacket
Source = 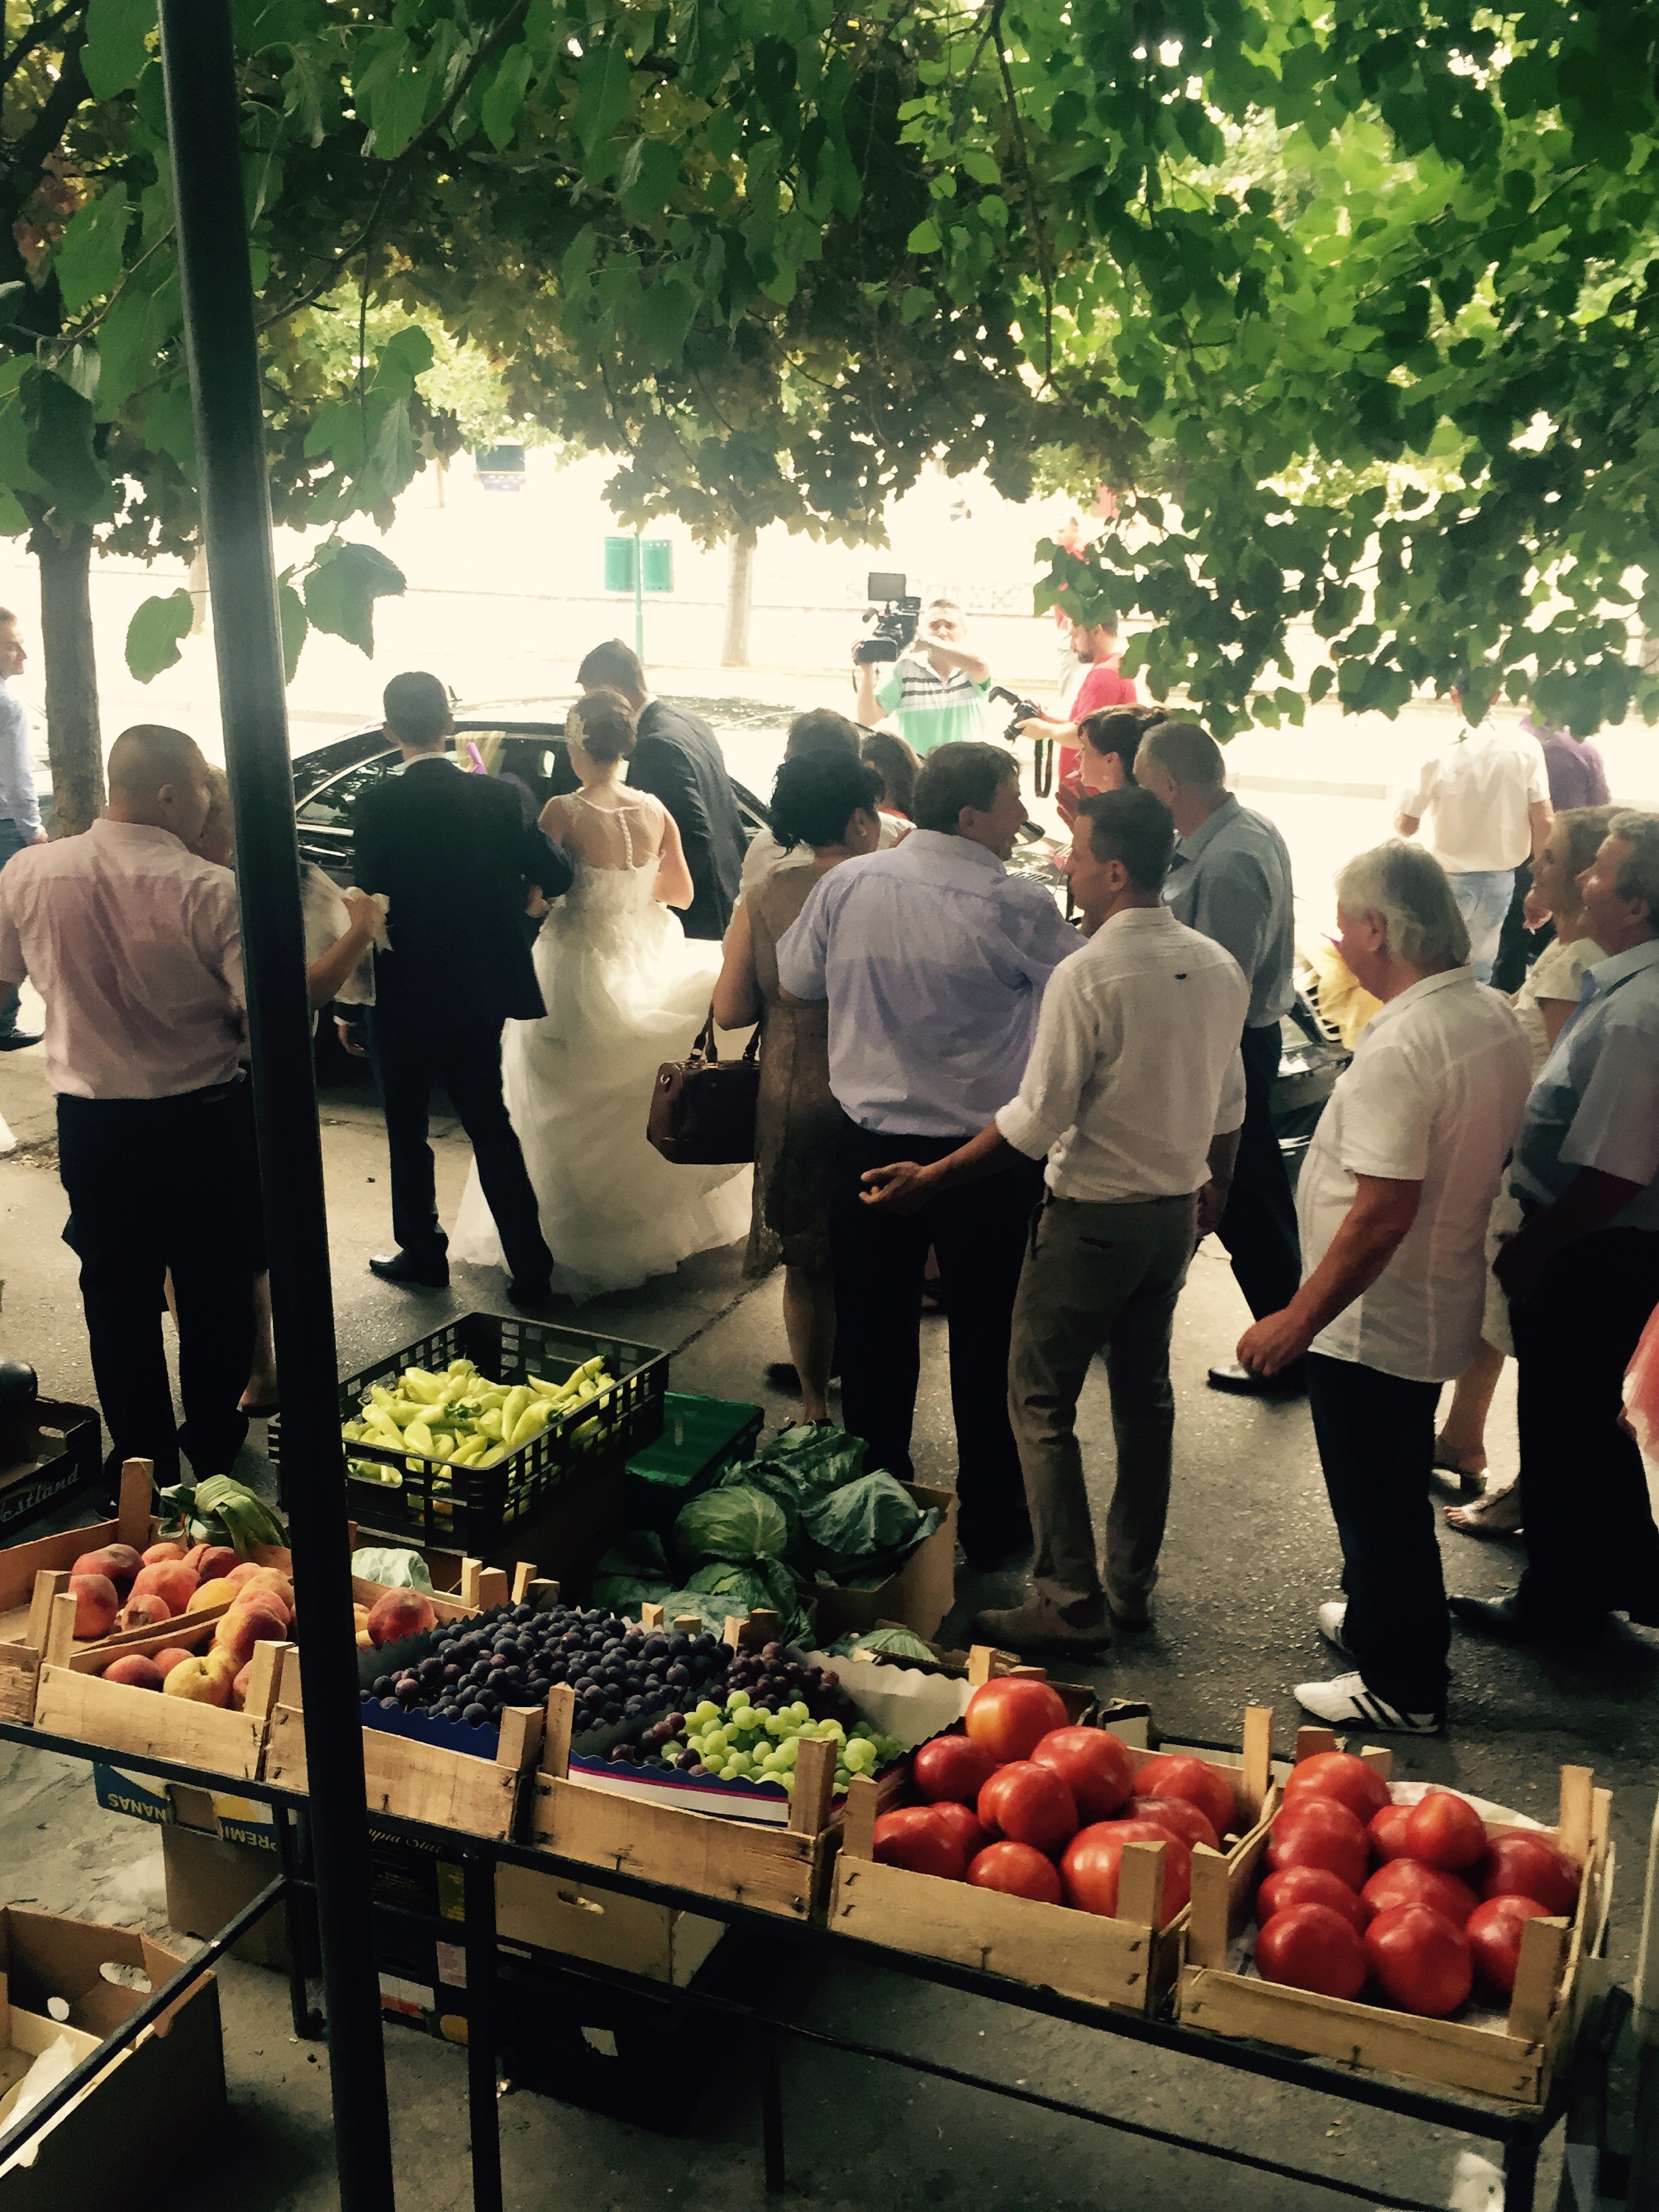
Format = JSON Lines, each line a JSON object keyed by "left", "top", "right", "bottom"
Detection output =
{"left": 352, "top": 757, "right": 574, "bottom": 1024}
{"left": 628, "top": 699, "right": 746, "bottom": 942}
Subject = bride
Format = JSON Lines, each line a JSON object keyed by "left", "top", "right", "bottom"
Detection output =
{"left": 451, "top": 690, "right": 751, "bottom": 1299}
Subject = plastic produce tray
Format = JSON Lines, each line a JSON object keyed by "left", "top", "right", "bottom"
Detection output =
{"left": 271, "top": 1312, "right": 669, "bottom": 1551}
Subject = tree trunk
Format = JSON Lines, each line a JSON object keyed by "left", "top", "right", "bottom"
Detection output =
{"left": 31, "top": 522, "right": 102, "bottom": 835}
{"left": 721, "top": 529, "right": 756, "bottom": 667}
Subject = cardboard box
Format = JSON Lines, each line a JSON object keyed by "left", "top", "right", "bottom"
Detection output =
{"left": 0, "top": 1398, "right": 102, "bottom": 1541}
{"left": 0, "top": 1907, "right": 223, "bottom": 2212}
{"left": 807, "top": 1482, "right": 959, "bottom": 1644}
{"left": 1177, "top": 1745, "right": 1613, "bottom": 2103}
{"left": 828, "top": 1705, "right": 1278, "bottom": 2017}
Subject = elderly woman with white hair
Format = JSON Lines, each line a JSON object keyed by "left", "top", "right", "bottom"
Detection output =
{"left": 1237, "top": 841, "right": 1531, "bottom": 1732}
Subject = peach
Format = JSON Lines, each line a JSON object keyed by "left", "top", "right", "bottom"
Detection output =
{"left": 117, "top": 1592, "right": 173, "bottom": 1632}
{"left": 230, "top": 1660, "right": 254, "bottom": 1710}
{"left": 366, "top": 1589, "right": 437, "bottom": 1648}
{"left": 68, "top": 1573, "right": 119, "bottom": 1640}
{"left": 142, "top": 1540, "right": 187, "bottom": 1566}
{"left": 102, "top": 1654, "right": 164, "bottom": 1691}
{"left": 214, "top": 1599, "right": 288, "bottom": 1666}
{"left": 162, "top": 1656, "right": 231, "bottom": 1705}
{"left": 187, "top": 1577, "right": 241, "bottom": 1613}
{"left": 184, "top": 1543, "right": 240, "bottom": 1584}
{"left": 131, "top": 1562, "right": 199, "bottom": 1613}
{"left": 241, "top": 1568, "right": 294, "bottom": 1609}
{"left": 153, "top": 1646, "right": 195, "bottom": 1678}
{"left": 356, "top": 1629, "right": 374, "bottom": 1648}
{"left": 72, "top": 1543, "right": 143, "bottom": 1596}
{"left": 226, "top": 1562, "right": 263, "bottom": 1589}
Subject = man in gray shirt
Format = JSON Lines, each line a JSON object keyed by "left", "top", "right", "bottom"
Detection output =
{"left": 1137, "top": 720, "right": 1302, "bottom": 1392}
{"left": 0, "top": 608, "right": 44, "bottom": 1049}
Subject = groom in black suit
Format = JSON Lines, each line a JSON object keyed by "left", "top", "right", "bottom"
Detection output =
{"left": 350, "top": 672, "right": 573, "bottom": 1304}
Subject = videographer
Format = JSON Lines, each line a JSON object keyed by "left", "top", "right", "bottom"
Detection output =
{"left": 854, "top": 598, "right": 992, "bottom": 757}
{"left": 1018, "top": 617, "right": 1138, "bottom": 787}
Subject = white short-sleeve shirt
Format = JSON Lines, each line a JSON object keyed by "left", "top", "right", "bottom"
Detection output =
{"left": 1295, "top": 968, "right": 1532, "bottom": 1382}
{"left": 1398, "top": 727, "right": 1548, "bottom": 874}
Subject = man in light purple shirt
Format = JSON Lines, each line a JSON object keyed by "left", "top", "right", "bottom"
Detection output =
{"left": 777, "top": 740, "right": 1080, "bottom": 1564}
{"left": 1526, "top": 716, "right": 1612, "bottom": 811}
{"left": 0, "top": 608, "right": 44, "bottom": 1049}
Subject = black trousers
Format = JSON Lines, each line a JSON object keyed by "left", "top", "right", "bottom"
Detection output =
{"left": 1514, "top": 1229, "right": 1659, "bottom": 1628}
{"left": 57, "top": 1083, "right": 258, "bottom": 1484}
{"left": 1307, "top": 1352, "right": 1448, "bottom": 1714}
{"left": 830, "top": 1116, "right": 1043, "bottom": 1559}
{"left": 1215, "top": 1021, "right": 1303, "bottom": 1321}
{"left": 371, "top": 1006, "right": 552, "bottom": 1286}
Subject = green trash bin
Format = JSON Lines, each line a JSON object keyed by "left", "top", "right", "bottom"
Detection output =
{"left": 624, "top": 1394, "right": 764, "bottom": 1536}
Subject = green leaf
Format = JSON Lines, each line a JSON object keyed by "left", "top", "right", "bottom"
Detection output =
{"left": 370, "top": 325, "right": 435, "bottom": 397}
{"left": 277, "top": 577, "right": 307, "bottom": 683}
{"left": 54, "top": 192, "right": 130, "bottom": 318}
{"left": 84, "top": 0, "right": 155, "bottom": 99}
{"left": 620, "top": 139, "right": 683, "bottom": 223}
{"left": 22, "top": 368, "right": 114, "bottom": 525}
{"left": 905, "top": 218, "right": 941, "bottom": 253}
{"left": 959, "top": 150, "right": 999, "bottom": 185}
{"left": 574, "top": 40, "right": 635, "bottom": 180}
{"left": 480, "top": 43, "right": 534, "bottom": 151}
{"left": 633, "top": 278, "right": 698, "bottom": 368}
{"left": 302, "top": 541, "right": 406, "bottom": 655}
{"left": 125, "top": 590, "right": 195, "bottom": 682}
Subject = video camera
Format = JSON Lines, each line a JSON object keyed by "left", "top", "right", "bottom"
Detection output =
{"left": 989, "top": 684, "right": 1054, "bottom": 796}
{"left": 852, "top": 571, "right": 922, "bottom": 664}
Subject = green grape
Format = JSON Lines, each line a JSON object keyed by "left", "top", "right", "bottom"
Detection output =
{"left": 728, "top": 1690, "right": 751, "bottom": 1710}
{"left": 694, "top": 1700, "right": 720, "bottom": 1724}
{"left": 726, "top": 1751, "right": 752, "bottom": 1778}
{"left": 790, "top": 1700, "right": 810, "bottom": 1724}
{"left": 703, "top": 1728, "right": 729, "bottom": 1755}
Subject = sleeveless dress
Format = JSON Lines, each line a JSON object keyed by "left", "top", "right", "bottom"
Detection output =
{"left": 449, "top": 791, "right": 751, "bottom": 1299}
{"left": 744, "top": 860, "right": 841, "bottom": 1276}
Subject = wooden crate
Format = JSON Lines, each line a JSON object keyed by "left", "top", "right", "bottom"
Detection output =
{"left": 264, "top": 1649, "right": 544, "bottom": 1842}
{"left": 827, "top": 1705, "right": 1277, "bottom": 2016}
{"left": 1178, "top": 1751, "right": 1613, "bottom": 2104}
{"left": 32, "top": 1615, "right": 292, "bottom": 1781}
{"left": 529, "top": 1679, "right": 846, "bottom": 1921}
{"left": 0, "top": 1461, "right": 161, "bottom": 1721}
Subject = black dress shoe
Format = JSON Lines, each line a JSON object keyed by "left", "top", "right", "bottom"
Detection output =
{"left": 1449, "top": 1591, "right": 1604, "bottom": 1649}
{"left": 506, "top": 1275, "right": 553, "bottom": 1310}
{"left": 1208, "top": 1358, "right": 1307, "bottom": 1397}
{"left": 0, "top": 1029, "right": 41, "bottom": 1051}
{"left": 369, "top": 1251, "right": 449, "bottom": 1290}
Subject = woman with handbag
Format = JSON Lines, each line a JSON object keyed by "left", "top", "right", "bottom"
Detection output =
{"left": 713, "top": 755, "right": 883, "bottom": 1419}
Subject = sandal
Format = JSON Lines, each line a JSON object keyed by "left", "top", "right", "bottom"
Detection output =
{"left": 1433, "top": 1447, "right": 1487, "bottom": 1495}
{"left": 1444, "top": 1477, "right": 1523, "bottom": 1537}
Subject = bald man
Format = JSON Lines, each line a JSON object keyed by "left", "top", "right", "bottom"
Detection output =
{"left": 0, "top": 725, "right": 258, "bottom": 1482}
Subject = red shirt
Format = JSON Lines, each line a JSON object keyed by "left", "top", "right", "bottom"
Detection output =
{"left": 1060, "top": 660, "right": 1136, "bottom": 785}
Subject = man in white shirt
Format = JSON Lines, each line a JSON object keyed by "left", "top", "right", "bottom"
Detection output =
{"left": 860, "top": 788, "right": 1248, "bottom": 1650}
{"left": 1239, "top": 842, "right": 1531, "bottom": 1732}
{"left": 0, "top": 724, "right": 258, "bottom": 1484}
{"left": 1395, "top": 701, "right": 1551, "bottom": 983}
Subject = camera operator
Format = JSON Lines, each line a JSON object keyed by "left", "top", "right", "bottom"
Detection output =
{"left": 855, "top": 599, "right": 992, "bottom": 757}
{"left": 1019, "top": 617, "right": 1138, "bottom": 787}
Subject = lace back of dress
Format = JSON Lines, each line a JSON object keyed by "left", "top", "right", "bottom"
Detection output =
{"left": 565, "top": 787, "right": 656, "bottom": 873}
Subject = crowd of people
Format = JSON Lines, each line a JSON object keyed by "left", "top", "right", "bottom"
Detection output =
{"left": 1, "top": 591, "right": 1656, "bottom": 1738}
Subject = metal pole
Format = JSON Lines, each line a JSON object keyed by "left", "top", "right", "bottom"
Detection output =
{"left": 634, "top": 524, "right": 645, "bottom": 658}
{"left": 463, "top": 1851, "right": 504, "bottom": 2212}
{"left": 1629, "top": 1793, "right": 1659, "bottom": 2208}
{"left": 154, "top": 8, "right": 397, "bottom": 2208}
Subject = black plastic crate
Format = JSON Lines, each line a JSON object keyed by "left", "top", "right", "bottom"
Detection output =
{"left": 0, "top": 1398, "right": 105, "bottom": 1539}
{"left": 271, "top": 1312, "right": 668, "bottom": 1552}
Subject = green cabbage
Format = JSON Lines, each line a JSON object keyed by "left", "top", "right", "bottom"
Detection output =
{"left": 802, "top": 1472, "right": 934, "bottom": 1576}
{"left": 825, "top": 1624, "right": 937, "bottom": 1663}
{"left": 673, "top": 1484, "right": 789, "bottom": 1565}
{"left": 350, "top": 1547, "right": 434, "bottom": 1593}
{"left": 591, "top": 1529, "right": 672, "bottom": 1613}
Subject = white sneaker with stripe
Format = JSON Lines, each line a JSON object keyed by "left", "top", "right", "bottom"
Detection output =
{"left": 1294, "top": 1672, "right": 1441, "bottom": 1735}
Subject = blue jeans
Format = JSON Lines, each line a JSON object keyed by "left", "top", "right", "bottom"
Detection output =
{"left": 0, "top": 818, "right": 28, "bottom": 1037}
{"left": 1449, "top": 866, "right": 1514, "bottom": 984}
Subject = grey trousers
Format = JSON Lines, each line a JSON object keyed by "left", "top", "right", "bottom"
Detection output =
{"left": 1008, "top": 1192, "right": 1198, "bottom": 1624}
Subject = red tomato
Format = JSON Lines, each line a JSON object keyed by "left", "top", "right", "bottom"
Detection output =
{"left": 1404, "top": 1790, "right": 1489, "bottom": 1872}
{"left": 872, "top": 1807, "right": 967, "bottom": 1882}
{"left": 1281, "top": 1750, "right": 1391, "bottom": 1827}
{"left": 1467, "top": 1895, "right": 1551, "bottom": 1997}
{"left": 1364, "top": 1904, "right": 1473, "bottom": 2017}
{"left": 1368, "top": 1801, "right": 1415, "bottom": 1863}
{"left": 978, "top": 1761, "right": 1077, "bottom": 1854}
{"left": 1256, "top": 1902, "right": 1368, "bottom": 1998}
{"left": 1265, "top": 1798, "right": 1368, "bottom": 1891}
{"left": 1060, "top": 1820, "right": 1192, "bottom": 1922}
{"left": 1360, "top": 1858, "right": 1479, "bottom": 1929}
{"left": 1257, "top": 1864, "right": 1369, "bottom": 1935}
{"left": 1030, "top": 1726, "right": 1136, "bottom": 1820}
{"left": 1125, "top": 1794, "right": 1220, "bottom": 1854}
{"left": 1477, "top": 1833, "right": 1580, "bottom": 1917}
{"left": 1134, "top": 1753, "right": 1237, "bottom": 1843}
{"left": 964, "top": 1677, "right": 1070, "bottom": 1764}
{"left": 911, "top": 1733, "right": 1001, "bottom": 1806}
{"left": 929, "top": 1800, "right": 991, "bottom": 1861}
{"left": 967, "top": 1840, "right": 1063, "bottom": 1905}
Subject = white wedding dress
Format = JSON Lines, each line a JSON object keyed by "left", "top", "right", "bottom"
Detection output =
{"left": 450, "top": 792, "right": 751, "bottom": 1300}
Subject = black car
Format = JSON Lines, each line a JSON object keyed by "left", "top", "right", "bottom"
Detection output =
{"left": 291, "top": 709, "right": 772, "bottom": 882}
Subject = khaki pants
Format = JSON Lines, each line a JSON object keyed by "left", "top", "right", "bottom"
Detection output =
{"left": 1008, "top": 1192, "right": 1198, "bottom": 1624}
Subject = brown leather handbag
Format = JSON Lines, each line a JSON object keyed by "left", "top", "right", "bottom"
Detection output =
{"left": 647, "top": 1010, "right": 761, "bottom": 1164}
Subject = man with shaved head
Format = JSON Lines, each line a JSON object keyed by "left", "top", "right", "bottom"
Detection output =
{"left": 0, "top": 724, "right": 258, "bottom": 1481}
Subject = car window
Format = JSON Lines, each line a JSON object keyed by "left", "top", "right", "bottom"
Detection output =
{"left": 296, "top": 752, "right": 397, "bottom": 829}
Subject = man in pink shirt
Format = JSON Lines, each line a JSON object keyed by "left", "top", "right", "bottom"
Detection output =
{"left": 0, "top": 723, "right": 258, "bottom": 1484}
{"left": 1020, "top": 619, "right": 1138, "bottom": 789}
